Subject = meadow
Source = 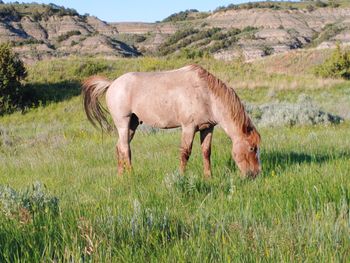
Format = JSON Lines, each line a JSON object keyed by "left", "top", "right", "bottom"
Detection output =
{"left": 0, "top": 55, "right": 349, "bottom": 262}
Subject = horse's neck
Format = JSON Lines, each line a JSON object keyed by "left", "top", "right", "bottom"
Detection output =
{"left": 211, "top": 97, "right": 243, "bottom": 140}
{"left": 220, "top": 118, "right": 242, "bottom": 140}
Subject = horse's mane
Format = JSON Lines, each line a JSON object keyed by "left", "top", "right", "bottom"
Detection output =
{"left": 190, "top": 64, "right": 259, "bottom": 140}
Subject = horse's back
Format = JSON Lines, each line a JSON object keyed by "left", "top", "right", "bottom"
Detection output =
{"left": 106, "top": 66, "right": 214, "bottom": 128}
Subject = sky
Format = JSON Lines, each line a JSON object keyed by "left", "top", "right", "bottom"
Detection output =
{"left": 2, "top": 0, "right": 270, "bottom": 22}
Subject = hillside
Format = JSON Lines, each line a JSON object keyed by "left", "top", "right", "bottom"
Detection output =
{"left": 0, "top": 3, "right": 139, "bottom": 62}
{"left": 114, "top": 2, "right": 350, "bottom": 60}
{"left": 1, "top": 1, "right": 350, "bottom": 62}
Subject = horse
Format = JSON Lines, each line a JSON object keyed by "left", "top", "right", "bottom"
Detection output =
{"left": 82, "top": 64, "right": 261, "bottom": 178}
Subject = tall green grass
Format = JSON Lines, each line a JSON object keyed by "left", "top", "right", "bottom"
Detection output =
{"left": 1, "top": 98, "right": 350, "bottom": 262}
{"left": 0, "top": 56, "right": 349, "bottom": 261}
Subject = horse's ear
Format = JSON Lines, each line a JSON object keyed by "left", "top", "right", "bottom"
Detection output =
{"left": 245, "top": 125, "right": 254, "bottom": 134}
{"left": 249, "top": 127, "right": 261, "bottom": 145}
{"left": 245, "top": 125, "right": 261, "bottom": 144}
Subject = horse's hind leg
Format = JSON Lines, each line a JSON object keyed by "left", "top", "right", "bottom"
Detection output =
{"left": 128, "top": 114, "right": 139, "bottom": 163}
{"left": 200, "top": 127, "right": 214, "bottom": 178}
{"left": 180, "top": 126, "right": 195, "bottom": 174}
{"left": 115, "top": 117, "right": 132, "bottom": 176}
{"left": 129, "top": 114, "right": 139, "bottom": 143}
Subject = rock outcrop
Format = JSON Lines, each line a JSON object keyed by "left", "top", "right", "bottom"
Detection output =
{"left": 1, "top": 3, "right": 350, "bottom": 62}
{"left": 0, "top": 3, "right": 139, "bottom": 62}
{"left": 113, "top": 7, "right": 350, "bottom": 60}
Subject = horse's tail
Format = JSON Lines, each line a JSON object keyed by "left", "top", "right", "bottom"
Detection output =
{"left": 82, "top": 76, "right": 113, "bottom": 132}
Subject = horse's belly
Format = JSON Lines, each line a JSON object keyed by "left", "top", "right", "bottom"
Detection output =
{"left": 131, "top": 86, "right": 211, "bottom": 129}
{"left": 133, "top": 106, "right": 210, "bottom": 129}
{"left": 133, "top": 108, "right": 180, "bottom": 129}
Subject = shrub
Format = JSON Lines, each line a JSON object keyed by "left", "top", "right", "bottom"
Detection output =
{"left": 0, "top": 5, "right": 21, "bottom": 20}
{"left": 310, "top": 23, "right": 343, "bottom": 47}
{"left": 306, "top": 4, "right": 315, "bottom": 12}
{"left": 207, "top": 38, "right": 236, "bottom": 53}
{"left": 261, "top": 45, "right": 274, "bottom": 56}
{"left": 70, "top": 40, "right": 78, "bottom": 46}
{"left": 158, "top": 28, "right": 199, "bottom": 55}
{"left": 315, "top": 0, "right": 328, "bottom": 8}
{"left": 180, "top": 48, "right": 204, "bottom": 59}
{"left": 12, "top": 38, "right": 44, "bottom": 47}
{"left": 314, "top": 44, "right": 350, "bottom": 79}
{"left": 214, "top": 2, "right": 282, "bottom": 13}
{"left": 162, "top": 9, "right": 198, "bottom": 22}
{"left": 157, "top": 27, "right": 243, "bottom": 56}
{"left": 163, "top": 28, "right": 199, "bottom": 46}
{"left": 211, "top": 32, "right": 226, "bottom": 41}
{"left": 57, "top": 30, "right": 81, "bottom": 42}
{"left": 328, "top": 0, "right": 340, "bottom": 8}
{"left": 0, "top": 182, "right": 59, "bottom": 221}
{"left": 227, "top": 28, "right": 241, "bottom": 36}
{"left": 242, "top": 26, "right": 258, "bottom": 33}
{"left": 135, "top": 35, "right": 147, "bottom": 43}
{"left": 245, "top": 95, "right": 343, "bottom": 127}
{"left": 74, "top": 59, "right": 110, "bottom": 77}
{"left": 214, "top": 6, "right": 226, "bottom": 12}
{"left": 0, "top": 43, "right": 26, "bottom": 115}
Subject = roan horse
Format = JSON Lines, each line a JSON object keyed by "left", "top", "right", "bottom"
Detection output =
{"left": 82, "top": 64, "right": 261, "bottom": 178}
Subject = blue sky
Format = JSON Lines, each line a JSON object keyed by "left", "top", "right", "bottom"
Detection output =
{"left": 2, "top": 0, "right": 270, "bottom": 22}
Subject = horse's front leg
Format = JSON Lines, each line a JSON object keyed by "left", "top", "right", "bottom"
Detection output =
{"left": 180, "top": 126, "right": 195, "bottom": 174}
{"left": 200, "top": 127, "right": 214, "bottom": 178}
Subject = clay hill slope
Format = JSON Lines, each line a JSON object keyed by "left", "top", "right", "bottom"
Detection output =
{"left": 0, "top": 3, "right": 139, "bottom": 62}
{"left": 113, "top": 3, "right": 350, "bottom": 60}
{"left": 1, "top": 2, "right": 350, "bottom": 62}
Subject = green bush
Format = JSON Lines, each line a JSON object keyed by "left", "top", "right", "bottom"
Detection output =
{"left": 214, "top": 2, "right": 282, "bottom": 13}
{"left": 57, "top": 30, "right": 81, "bottom": 42}
{"left": 135, "top": 35, "right": 147, "bottom": 43}
{"left": 328, "top": 0, "right": 340, "bottom": 8}
{"left": 310, "top": 23, "right": 343, "bottom": 47}
{"left": 245, "top": 95, "right": 343, "bottom": 127}
{"left": 162, "top": 28, "right": 199, "bottom": 46}
{"left": 0, "top": 5, "right": 21, "bottom": 19}
{"left": 0, "top": 43, "right": 26, "bottom": 115}
{"left": 180, "top": 48, "right": 205, "bottom": 59}
{"left": 0, "top": 3, "right": 80, "bottom": 21}
{"left": 262, "top": 45, "right": 274, "bottom": 56}
{"left": 314, "top": 44, "right": 350, "bottom": 79}
{"left": 227, "top": 28, "right": 241, "bottom": 36}
{"left": 11, "top": 38, "right": 45, "bottom": 47}
{"left": 242, "top": 26, "right": 258, "bottom": 33}
{"left": 70, "top": 40, "right": 78, "bottom": 46}
{"left": 162, "top": 9, "right": 199, "bottom": 22}
{"left": 306, "top": 4, "right": 315, "bottom": 12}
{"left": 207, "top": 38, "right": 236, "bottom": 53}
{"left": 158, "top": 28, "right": 199, "bottom": 55}
{"left": 0, "top": 182, "right": 59, "bottom": 218}
{"left": 74, "top": 59, "right": 111, "bottom": 77}
{"left": 315, "top": 0, "right": 329, "bottom": 8}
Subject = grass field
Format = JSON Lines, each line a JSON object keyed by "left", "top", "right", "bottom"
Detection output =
{"left": 0, "top": 55, "right": 350, "bottom": 262}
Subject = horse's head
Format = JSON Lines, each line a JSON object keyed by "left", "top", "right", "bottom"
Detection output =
{"left": 232, "top": 127, "right": 261, "bottom": 178}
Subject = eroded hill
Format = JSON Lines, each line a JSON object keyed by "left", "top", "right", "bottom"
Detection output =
{"left": 113, "top": 2, "right": 350, "bottom": 60}
{"left": 0, "top": 3, "right": 139, "bottom": 62}
{"left": 1, "top": 1, "right": 350, "bottom": 62}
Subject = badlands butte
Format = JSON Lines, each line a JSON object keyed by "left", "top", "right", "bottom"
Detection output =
{"left": 0, "top": 1, "right": 350, "bottom": 62}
